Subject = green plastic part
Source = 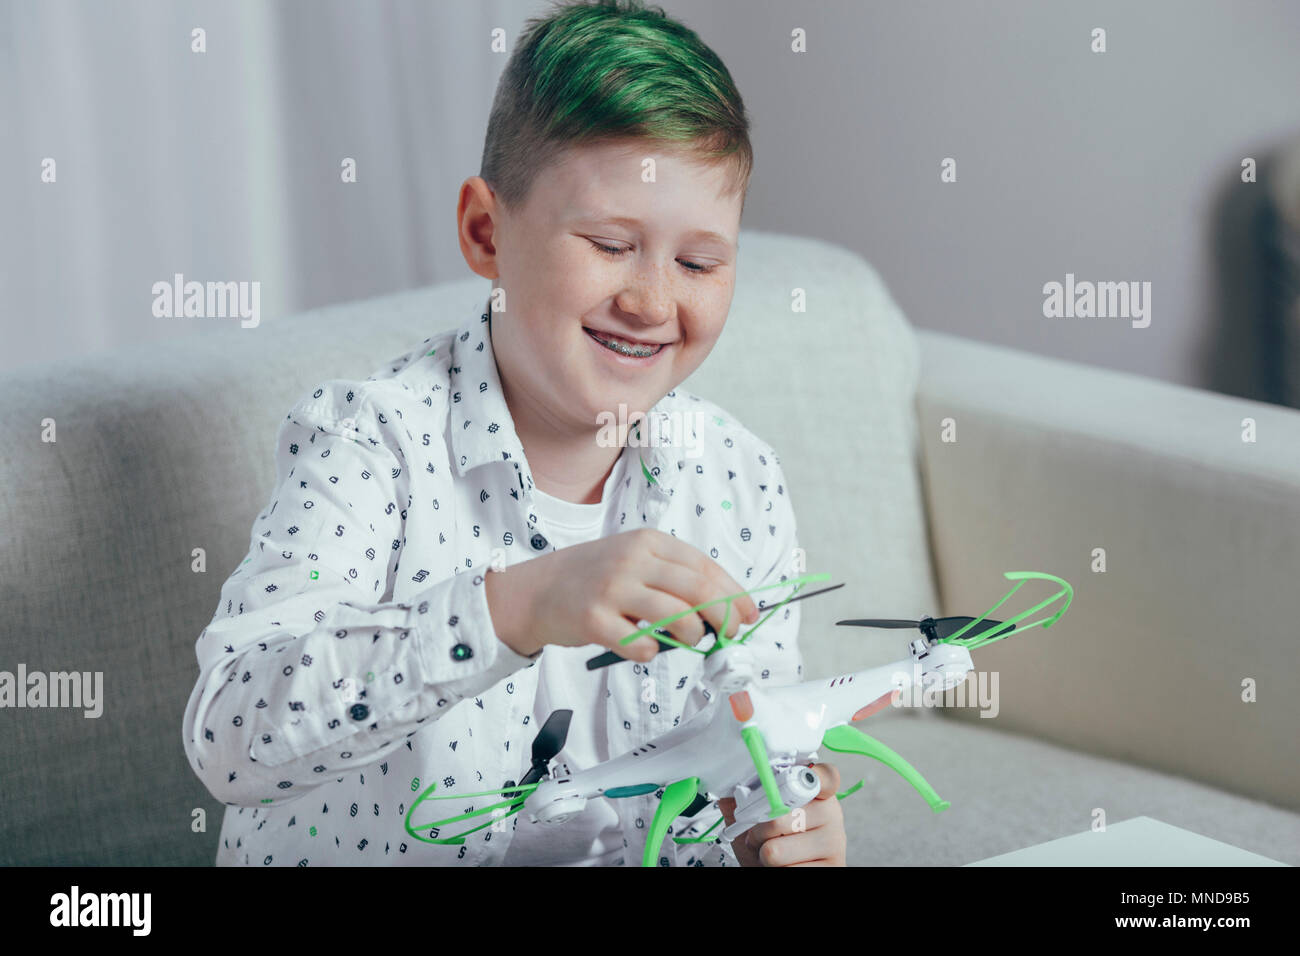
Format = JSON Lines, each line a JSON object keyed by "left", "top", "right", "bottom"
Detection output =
{"left": 740, "top": 726, "right": 787, "bottom": 819}
{"left": 642, "top": 777, "right": 700, "bottom": 867}
{"left": 835, "top": 778, "right": 866, "bottom": 800}
{"left": 404, "top": 780, "right": 539, "bottom": 845}
{"left": 672, "top": 813, "right": 724, "bottom": 844}
{"left": 614, "top": 572, "right": 831, "bottom": 657}
{"left": 821, "top": 723, "right": 950, "bottom": 812}
{"left": 938, "top": 571, "right": 1073, "bottom": 650}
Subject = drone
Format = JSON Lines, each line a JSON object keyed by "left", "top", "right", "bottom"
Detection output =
{"left": 404, "top": 569, "right": 1074, "bottom": 866}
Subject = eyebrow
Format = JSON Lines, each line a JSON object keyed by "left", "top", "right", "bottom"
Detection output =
{"left": 572, "top": 215, "right": 735, "bottom": 252}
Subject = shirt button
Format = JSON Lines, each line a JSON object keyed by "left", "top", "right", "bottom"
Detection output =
{"left": 349, "top": 704, "right": 370, "bottom": 721}
{"left": 530, "top": 533, "right": 548, "bottom": 551}
{"left": 451, "top": 643, "right": 473, "bottom": 661}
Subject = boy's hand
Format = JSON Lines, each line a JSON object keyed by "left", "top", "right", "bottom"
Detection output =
{"left": 718, "top": 762, "right": 848, "bottom": 866}
{"left": 485, "top": 527, "right": 759, "bottom": 661}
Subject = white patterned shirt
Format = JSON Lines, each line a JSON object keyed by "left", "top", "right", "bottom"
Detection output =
{"left": 181, "top": 298, "right": 803, "bottom": 866}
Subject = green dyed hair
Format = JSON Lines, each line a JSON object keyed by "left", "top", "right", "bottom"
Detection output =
{"left": 480, "top": 0, "right": 753, "bottom": 214}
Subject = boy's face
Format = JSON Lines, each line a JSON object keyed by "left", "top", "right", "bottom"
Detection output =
{"left": 466, "top": 138, "right": 743, "bottom": 441}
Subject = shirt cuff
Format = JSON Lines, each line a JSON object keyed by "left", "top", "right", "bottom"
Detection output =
{"left": 413, "top": 569, "right": 537, "bottom": 704}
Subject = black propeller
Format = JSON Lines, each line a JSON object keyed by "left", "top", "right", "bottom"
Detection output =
{"left": 585, "top": 582, "right": 846, "bottom": 670}
{"left": 836, "top": 615, "right": 1007, "bottom": 643}
{"left": 835, "top": 618, "right": 921, "bottom": 628}
{"left": 503, "top": 708, "right": 572, "bottom": 799}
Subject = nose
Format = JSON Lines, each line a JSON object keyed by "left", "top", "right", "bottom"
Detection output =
{"left": 614, "top": 266, "right": 676, "bottom": 328}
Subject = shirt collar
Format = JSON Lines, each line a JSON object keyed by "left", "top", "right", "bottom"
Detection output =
{"left": 447, "top": 298, "right": 678, "bottom": 499}
{"left": 448, "top": 304, "right": 529, "bottom": 480}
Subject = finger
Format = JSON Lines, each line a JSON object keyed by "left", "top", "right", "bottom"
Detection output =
{"left": 639, "top": 561, "right": 753, "bottom": 644}
{"left": 668, "top": 558, "right": 754, "bottom": 641}
{"left": 744, "top": 806, "right": 809, "bottom": 846}
{"left": 756, "top": 829, "right": 834, "bottom": 867}
{"left": 626, "top": 564, "right": 712, "bottom": 647}
{"left": 810, "top": 762, "right": 841, "bottom": 799}
{"left": 792, "top": 799, "right": 843, "bottom": 839}
{"left": 639, "top": 547, "right": 741, "bottom": 640}
{"left": 700, "top": 560, "right": 760, "bottom": 636}
{"left": 746, "top": 799, "right": 837, "bottom": 850}
{"left": 648, "top": 535, "right": 759, "bottom": 631}
{"left": 621, "top": 586, "right": 709, "bottom": 648}
{"left": 589, "top": 608, "right": 661, "bottom": 662}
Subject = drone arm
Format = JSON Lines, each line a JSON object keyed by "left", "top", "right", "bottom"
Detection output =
{"left": 820, "top": 724, "right": 950, "bottom": 812}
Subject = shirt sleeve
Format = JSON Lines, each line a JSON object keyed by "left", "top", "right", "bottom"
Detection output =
{"left": 181, "top": 390, "right": 536, "bottom": 809}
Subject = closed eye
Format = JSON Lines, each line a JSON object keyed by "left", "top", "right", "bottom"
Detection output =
{"left": 588, "top": 239, "right": 717, "bottom": 275}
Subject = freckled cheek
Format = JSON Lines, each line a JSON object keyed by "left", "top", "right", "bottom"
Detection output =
{"left": 537, "top": 251, "right": 603, "bottom": 301}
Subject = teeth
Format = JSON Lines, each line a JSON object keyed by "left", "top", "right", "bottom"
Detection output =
{"left": 589, "top": 330, "right": 662, "bottom": 357}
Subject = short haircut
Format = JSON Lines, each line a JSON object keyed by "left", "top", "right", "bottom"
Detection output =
{"left": 479, "top": 0, "right": 753, "bottom": 214}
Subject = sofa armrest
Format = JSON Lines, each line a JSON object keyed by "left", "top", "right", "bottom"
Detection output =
{"left": 914, "top": 329, "right": 1300, "bottom": 810}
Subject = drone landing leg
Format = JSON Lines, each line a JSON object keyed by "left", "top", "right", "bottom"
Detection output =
{"left": 821, "top": 724, "right": 950, "bottom": 812}
{"left": 740, "top": 725, "right": 787, "bottom": 819}
{"left": 641, "top": 776, "right": 701, "bottom": 868}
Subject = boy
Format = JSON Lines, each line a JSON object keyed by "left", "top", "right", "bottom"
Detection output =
{"left": 183, "top": 0, "right": 854, "bottom": 866}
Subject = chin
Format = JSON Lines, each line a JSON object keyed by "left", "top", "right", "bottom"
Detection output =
{"left": 580, "top": 388, "right": 654, "bottom": 438}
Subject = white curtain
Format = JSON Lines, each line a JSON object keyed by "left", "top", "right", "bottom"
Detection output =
{"left": 1, "top": 0, "right": 541, "bottom": 373}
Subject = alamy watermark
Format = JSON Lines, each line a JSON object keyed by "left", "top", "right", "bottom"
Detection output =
{"left": 1043, "top": 273, "right": 1150, "bottom": 328}
{"left": 890, "top": 661, "right": 999, "bottom": 718}
{"left": 152, "top": 273, "right": 260, "bottom": 328}
{"left": 595, "top": 404, "right": 708, "bottom": 458}
{"left": 49, "top": 886, "right": 150, "bottom": 935}
{"left": 0, "top": 664, "right": 103, "bottom": 718}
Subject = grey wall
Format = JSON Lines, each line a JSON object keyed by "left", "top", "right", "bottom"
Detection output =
{"left": 4, "top": 0, "right": 1299, "bottom": 401}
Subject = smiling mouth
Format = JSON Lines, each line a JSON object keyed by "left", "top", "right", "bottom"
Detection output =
{"left": 583, "top": 327, "right": 668, "bottom": 358}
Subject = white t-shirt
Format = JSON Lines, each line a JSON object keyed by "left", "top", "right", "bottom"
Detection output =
{"left": 502, "top": 456, "right": 629, "bottom": 866}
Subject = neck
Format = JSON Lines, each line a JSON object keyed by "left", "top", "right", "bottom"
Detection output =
{"left": 501, "top": 377, "right": 623, "bottom": 505}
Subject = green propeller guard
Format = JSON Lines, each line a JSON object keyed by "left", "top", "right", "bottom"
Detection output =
{"left": 938, "top": 571, "right": 1073, "bottom": 649}
{"left": 405, "top": 781, "right": 539, "bottom": 845}
{"left": 614, "top": 571, "right": 832, "bottom": 657}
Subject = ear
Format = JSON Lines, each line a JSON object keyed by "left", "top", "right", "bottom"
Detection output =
{"left": 457, "top": 177, "right": 502, "bottom": 281}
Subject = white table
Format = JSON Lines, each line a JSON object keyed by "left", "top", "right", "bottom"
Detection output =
{"left": 966, "top": 816, "right": 1289, "bottom": 866}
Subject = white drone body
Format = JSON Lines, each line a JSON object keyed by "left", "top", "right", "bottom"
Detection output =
{"left": 522, "top": 636, "right": 974, "bottom": 848}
